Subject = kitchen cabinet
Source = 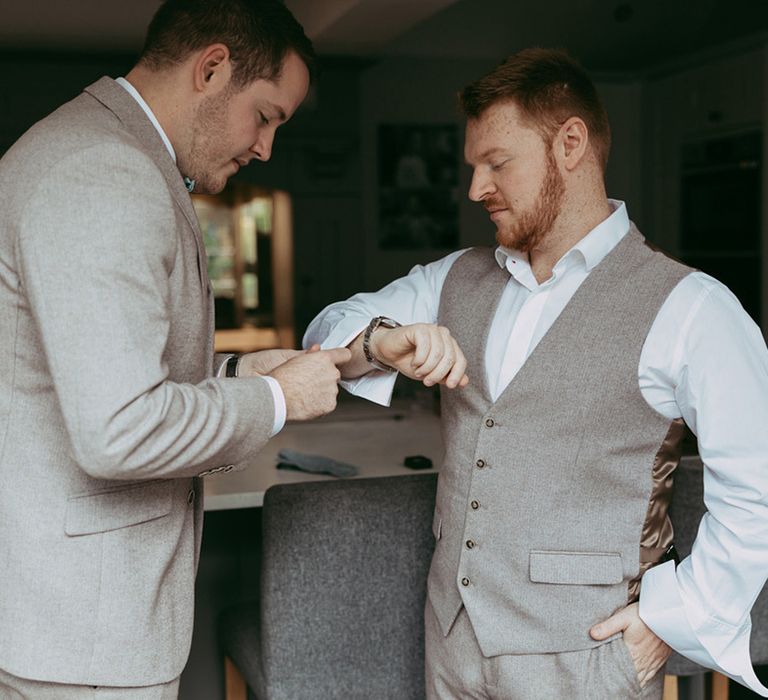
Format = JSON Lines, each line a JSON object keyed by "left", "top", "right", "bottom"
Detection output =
{"left": 193, "top": 183, "right": 295, "bottom": 351}
{"left": 644, "top": 45, "right": 765, "bottom": 327}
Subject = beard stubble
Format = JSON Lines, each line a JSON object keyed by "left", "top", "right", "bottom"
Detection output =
{"left": 495, "top": 151, "right": 565, "bottom": 253}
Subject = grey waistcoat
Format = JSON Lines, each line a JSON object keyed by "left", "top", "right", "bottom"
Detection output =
{"left": 429, "top": 226, "right": 692, "bottom": 657}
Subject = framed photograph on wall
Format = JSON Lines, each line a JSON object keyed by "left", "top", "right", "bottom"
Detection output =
{"left": 378, "top": 124, "right": 459, "bottom": 250}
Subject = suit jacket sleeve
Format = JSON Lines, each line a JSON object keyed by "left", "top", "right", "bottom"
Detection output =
{"left": 16, "top": 139, "right": 275, "bottom": 480}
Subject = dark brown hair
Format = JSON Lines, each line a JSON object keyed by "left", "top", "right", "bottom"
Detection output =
{"left": 138, "top": 0, "right": 316, "bottom": 88}
{"left": 460, "top": 48, "right": 611, "bottom": 170}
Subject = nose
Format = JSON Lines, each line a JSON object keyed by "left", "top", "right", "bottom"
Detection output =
{"left": 250, "top": 130, "right": 275, "bottom": 162}
{"left": 468, "top": 167, "right": 495, "bottom": 202}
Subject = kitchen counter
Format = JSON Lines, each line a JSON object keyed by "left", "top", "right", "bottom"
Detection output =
{"left": 203, "top": 398, "right": 443, "bottom": 510}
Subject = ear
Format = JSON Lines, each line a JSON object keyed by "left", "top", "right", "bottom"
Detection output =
{"left": 555, "top": 116, "right": 589, "bottom": 172}
{"left": 192, "top": 43, "right": 232, "bottom": 93}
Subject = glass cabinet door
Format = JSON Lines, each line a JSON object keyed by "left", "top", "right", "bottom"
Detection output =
{"left": 193, "top": 183, "right": 294, "bottom": 351}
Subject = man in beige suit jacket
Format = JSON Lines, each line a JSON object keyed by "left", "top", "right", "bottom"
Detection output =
{"left": 0, "top": 1, "right": 349, "bottom": 697}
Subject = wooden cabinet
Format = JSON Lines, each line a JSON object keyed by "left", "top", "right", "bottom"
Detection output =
{"left": 644, "top": 45, "right": 765, "bottom": 325}
{"left": 193, "top": 183, "right": 295, "bottom": 351}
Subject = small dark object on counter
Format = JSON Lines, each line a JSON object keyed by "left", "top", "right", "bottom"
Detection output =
{"left": 404, "top": 455, "right": 432, "bottom": 470}
{"left": 276, "top": 449, "right": 358, "bottom": 477}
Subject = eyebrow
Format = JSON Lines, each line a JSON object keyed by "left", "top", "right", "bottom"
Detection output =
{"left": 465, "top": 147, "right": 511, "bottom": 165}
{"left": 477, "top": 147, "right": 510, "bottom": 159}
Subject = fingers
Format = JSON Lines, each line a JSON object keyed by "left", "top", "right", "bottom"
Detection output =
{"left": 369, "top": 323, "right": 468, "bottom": 388}
{"left": 630, "top": 621, "right": 672, "bottom": 687}
{"left": 635, "top": 636, "right": 671, "bottom": 687}
{"left": 270, "top": 349, "right": 347, "bottom": 421}
{"left": 409, "top": 325, "right": 469, "bottom": 388}
{"left": 414, "top": 326, "right": 454, "bottom": 385}
{"left": 589, "top": 607, "right": 630, "bottom": 640}
{"left": 324, "top": 346, "right": 352, "bottom": 366}
{"left": 443, "top": 344, "right": 469, "bottom": 389}
{"left": 238, "top": 348, "right": 303, "bottom": 376}
{"left": 591, "top": 603, "right": 671, "bottom": 688}
{"left": 409, "top": 325, "right": 434, "bottom": 369}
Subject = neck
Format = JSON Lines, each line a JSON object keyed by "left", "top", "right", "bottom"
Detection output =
{"left": 529, "top": 199, "right": 612, "bottom": 284}
{"left": 528, "top": 192, "right": 612, "bottom": 284}
{"left": 124, "top": 64, "right": 189, "bottom": 157}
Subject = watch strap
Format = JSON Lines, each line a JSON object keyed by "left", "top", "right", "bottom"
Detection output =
{"left": 225, "top": 354, "right": 240, "bottom": 378}
{"left": 362, "top": 316, "right": 401, "bottom": 373}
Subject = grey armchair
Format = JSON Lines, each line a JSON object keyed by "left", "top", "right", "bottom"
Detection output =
{"left": 219, "top": 473, "right": 438, "bottom": 700}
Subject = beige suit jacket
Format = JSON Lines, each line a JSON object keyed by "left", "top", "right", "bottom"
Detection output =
{"left": 0, "top": 77, "right": 275, "bottom": 685}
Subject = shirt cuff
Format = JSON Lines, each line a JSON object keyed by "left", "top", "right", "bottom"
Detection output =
{"left": 312, "top": 320, "right": 399, "bottom": 406}
{"left": 260, "top": 375, "right": 286, "bottom": 436}
{"left": 339, "top": 373, "right": 398, "bottom": 406}
{"left": 640, "top": 560, "right": 768, "bottom": 697}
{"left": 312, "top": 319, "right": 368, "bottom": 353}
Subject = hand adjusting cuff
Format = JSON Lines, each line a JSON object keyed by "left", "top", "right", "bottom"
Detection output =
{"left": 362, "top": 316, "right": 401, "bottom": 373}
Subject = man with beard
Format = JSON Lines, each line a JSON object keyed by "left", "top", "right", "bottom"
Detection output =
{"left": 0, "top": 0, "right": 351, "bottom": 697}
{"left": 304, "top": 48, "right": 768, "bottom": 698}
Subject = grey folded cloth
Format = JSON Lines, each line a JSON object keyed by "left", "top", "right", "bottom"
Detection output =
{"left": 276, "top": 449, "right": 359, "bottom": 478}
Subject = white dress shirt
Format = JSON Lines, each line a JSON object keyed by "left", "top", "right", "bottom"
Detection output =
{"left": 116, "top": 77, "right": 286, "bottom": 436}
{"left": 304, "top": 200, "right": 768, "bottom": 695}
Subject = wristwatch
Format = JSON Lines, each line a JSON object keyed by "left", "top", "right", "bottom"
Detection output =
{"left": 363, "top": 316, "right": 401, "bottom": 372}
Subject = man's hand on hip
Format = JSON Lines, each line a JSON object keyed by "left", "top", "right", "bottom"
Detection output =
{"left": 370, "top": 323, "right": 469, "bottom": 388}
{"left": 269, "top": 347, "right": 351, "bottom": 421}
{"left": 589, "top": 602, "right": 671, "bottom": 687}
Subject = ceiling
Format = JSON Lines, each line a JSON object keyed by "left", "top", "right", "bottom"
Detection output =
{"left": 0, "top": 0, "right": 766, "bottom": 73}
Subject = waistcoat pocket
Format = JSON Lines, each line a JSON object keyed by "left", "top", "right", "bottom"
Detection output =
{"left": 529, "top": 550, "right": 623, "bottom": 585}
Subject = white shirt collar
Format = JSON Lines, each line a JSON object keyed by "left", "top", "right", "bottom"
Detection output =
{"left": 115, "top": 77, "right": 177, "bottom": 163}
{"left": 494, "top": 199, "right": 630, "bottom": 280}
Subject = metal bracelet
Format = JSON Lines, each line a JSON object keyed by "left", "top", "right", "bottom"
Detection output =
{"left": 225, "top": 354, "right": 240, "bottom": 378}
{"left": 362, "top": 316, "right": 401, "bottom": 373}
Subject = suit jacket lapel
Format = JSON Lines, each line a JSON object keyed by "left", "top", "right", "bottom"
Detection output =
{"left": 83, "top": 77, "right": 210, "bottom": 288}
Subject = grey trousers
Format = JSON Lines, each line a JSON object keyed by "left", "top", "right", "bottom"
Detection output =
{"left": 0, "top": 667, "right": 180, "bottom": 700}
{"left": 425, "top": 600, "right": 664, "bottom": 700}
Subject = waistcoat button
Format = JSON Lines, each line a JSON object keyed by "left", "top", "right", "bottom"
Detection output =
{"left": 485, "top": 418, "right": 494, "bottom": 428}
{"left": 466, "top": 539, "right": 475, "bottom": 549}
{"left": 470, "top": 500, "right": 479, "bottom": 510}
{"left": 461, "top": 577, "right": 470, "bottom": 587}
{"left": 187, "top": 489, "right": 195, "bottom": 505}
{"left": 476, "top": 459, "right": 485, "bottom": 469}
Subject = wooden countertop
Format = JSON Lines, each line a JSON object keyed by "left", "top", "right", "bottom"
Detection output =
{"left": 214, "top": 325, "right": 296, "bottom": 353}
{"left": 203, "top": 399, "right": 443, "bottom": 511}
